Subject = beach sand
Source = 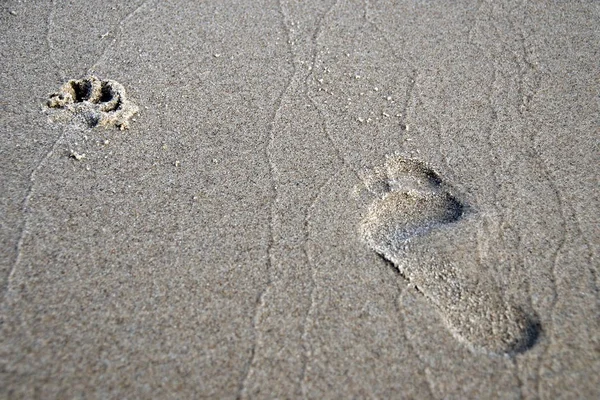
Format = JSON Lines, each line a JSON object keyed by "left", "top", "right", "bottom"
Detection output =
{"left": 1, "top": 0, "right": 598, "bottom": 398}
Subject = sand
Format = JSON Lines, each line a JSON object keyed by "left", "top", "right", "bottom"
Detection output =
{"left": 1, "top": 0, "right": 598, "bottom": 398}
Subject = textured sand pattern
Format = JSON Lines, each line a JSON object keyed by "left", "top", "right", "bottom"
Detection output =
{"left": 0, "top": 0, "right": 598, "bottom": 398}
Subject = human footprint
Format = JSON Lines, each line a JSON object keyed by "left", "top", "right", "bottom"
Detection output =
{"left": 360, "top": 155, "right": 540, "bottom": 355}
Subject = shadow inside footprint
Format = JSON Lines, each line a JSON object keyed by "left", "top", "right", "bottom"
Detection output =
{"left": 71, "top": 79, "right": 93, "bottom": 102}
{"left": 360, "top": 156, "right": 540, "bottom": 355}
{"left": 366, "top": 191, "right": 464, "bottom": 244}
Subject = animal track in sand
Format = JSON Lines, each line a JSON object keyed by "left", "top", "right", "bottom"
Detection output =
{"left": 46, "top": 76, "right": 138, "bottom": 130}
{"left": 360, "top": 155, "right": 540, "bottom": 355}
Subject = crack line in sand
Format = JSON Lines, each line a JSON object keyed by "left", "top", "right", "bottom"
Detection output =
{"left": 378, "top": 253, "right": 436, "bottom": 397}
{"left": 518, "top": 15, "right": 598, "bottom": 311}
{"left": 46, "top": 0, "right": 66, "bottom": 80}
{"left": 236, "top": 1, "right": 296, "bottom": 397}
{"left": 88, "top": 0, "right": 151, "bottom": 76}
{"left": 397, "top": 289, "right": 438, "bottom": 399}
{"left": 572, "top": 210, "right": 599, "bottom": 297}
{"left": 512, "top": 356, "right": 526, "bottom": 400}
{"left": 298, "top": 170, "right": 340, "bottom": 398}
{"left": 533, "top": 160, "right": 566, "bottom": 398}
{"left": 303, "top": 0, "right": 362, "bottom": 185}
{"left": 2, "top": 127, "right": 67, "bottom": 305}
{"left": 466, "top": 0, "right": 485, "bottom": 44}
{"left": 532, "top": 133, "right": 567, "bottom": 399}
{"left": 508, "top": 11, "right": 566, "bottom": 393}
{"left": 293, "top": 0, "right": 340, "bottom": 395}
{"left": 502, "top": 11, "right": 567, "bottom": 395}
{"left": 472, "top": 0, "right": 532, "bottom": 359}
{"left": 486, "top": 7, "right": 533, "bottom": 394}
{"left": 480, "top": 7, "right": 518, "bottom": 335}
{"left": 363, "top": 0, "right": 417, "bottom": 132}
{"left": 434, "top": 115, "right": 451, "bottom": 172}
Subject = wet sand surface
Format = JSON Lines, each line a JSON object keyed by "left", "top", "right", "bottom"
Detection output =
{"left": 1, "top": 1, "right": 598, "bottom": 398}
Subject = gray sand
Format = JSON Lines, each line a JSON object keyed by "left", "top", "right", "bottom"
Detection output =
{"left": 1, "top": 0, "right": 599, "bottom": 398}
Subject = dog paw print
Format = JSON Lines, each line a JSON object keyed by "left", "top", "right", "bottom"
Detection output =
{"left": 46, "top": 76, "right": 138, "bottom": 130}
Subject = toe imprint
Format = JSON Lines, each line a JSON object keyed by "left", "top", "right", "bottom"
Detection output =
{"left": 360, "top": 155, "right": 540, "bottom": 355}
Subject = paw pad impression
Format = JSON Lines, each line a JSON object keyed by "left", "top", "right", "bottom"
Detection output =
{"left": 46, "top": 76, "right": 138, "bottom": 130}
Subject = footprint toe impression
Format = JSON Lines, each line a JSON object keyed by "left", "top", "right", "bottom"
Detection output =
{"left": 46, "top": 76, "right": 138, "bottom": 130}
{"left": 360, "top": 156, "right": 539, "bottom": 355}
